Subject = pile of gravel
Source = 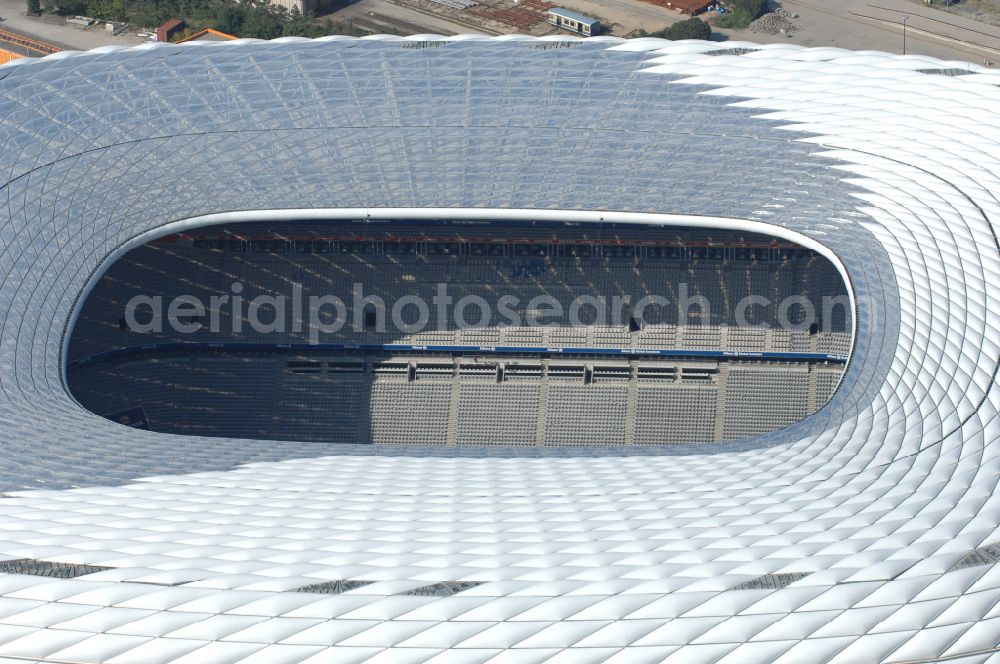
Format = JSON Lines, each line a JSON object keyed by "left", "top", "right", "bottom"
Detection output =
{"left": 748, "top": 8, "right": 800, "bottom": 34}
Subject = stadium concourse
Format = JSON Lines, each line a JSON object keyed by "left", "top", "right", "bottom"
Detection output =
{"left": 0, "top": 34, "right": 998, "bottom": 663}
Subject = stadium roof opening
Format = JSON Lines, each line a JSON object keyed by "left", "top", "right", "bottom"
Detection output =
{"left": 67, "top": 216, "right": 852, "bottom": 446}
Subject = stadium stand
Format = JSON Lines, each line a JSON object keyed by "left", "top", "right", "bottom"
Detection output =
{"left": 66, "top": 221, "right": 851, "bottom": 445}
{"left": 456, "top": 383, "right": 540, "bottom": 445}
{"left": 634, "top": 384, "right": 717, "bottom": 444}
{"left": 722, "top": 364, "right": 811, "bottom": 440}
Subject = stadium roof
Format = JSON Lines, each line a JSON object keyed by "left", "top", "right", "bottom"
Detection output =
{"left": 0, "top": 35, "right": 999, "bottom": 662}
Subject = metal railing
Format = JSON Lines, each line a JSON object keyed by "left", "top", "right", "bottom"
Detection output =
{"left": 0, "top": 27, "right": 61, "bottom": 56}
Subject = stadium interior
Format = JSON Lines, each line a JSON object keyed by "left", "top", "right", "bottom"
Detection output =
{"left": 66, "top": 219, "right": 853, "bottom": 445}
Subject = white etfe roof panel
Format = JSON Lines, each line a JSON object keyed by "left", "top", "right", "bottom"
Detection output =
{"left": 0, "top": 36, "right": 997, "bottom": 662}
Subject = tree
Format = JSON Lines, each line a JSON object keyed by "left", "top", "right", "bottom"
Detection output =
{"left": 30, "top": 0, "right": 367, "bottom": 38}
{"left": 214, "top": 4, "right": 245, "bottom": 36}
{"left": 47, "top": 0, "right": 86, "bottom": 15}
{"left": 664, "top": 17, "right": 711, "bottom": 40}
{"left": 732, "top": 0, "right": 768, "bottom": 18}
{"left": 26, "top": 0, "right": 42, "bottom": 13}
{"left": 87, "top": 0, "right": 125, "bottom": 21}
{"left": 646, "top": 17, "right": 711, "bottom": 41}
{"left": 716, "top": 0, "right": 769, "bottom": 29}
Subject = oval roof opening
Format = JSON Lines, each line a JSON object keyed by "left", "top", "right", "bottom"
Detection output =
{"left": 66, "top": 216, "right": 853, "bottom": 446}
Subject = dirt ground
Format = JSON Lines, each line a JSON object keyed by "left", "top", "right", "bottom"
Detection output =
{"left": 557, "top": 0, "right": 686, "bottom": 35}
{"left": 328, "top": 0, "right": 691, "bottom": 37}
{"left": 328, "top": 0, "right": 487, "bottom": 35}
{"left": 718, "top": 0, "right": 1000, "bottom": 65}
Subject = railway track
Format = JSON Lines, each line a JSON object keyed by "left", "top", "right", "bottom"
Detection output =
{"left": 347, "top": 10, "right": 436, "bottom": 35}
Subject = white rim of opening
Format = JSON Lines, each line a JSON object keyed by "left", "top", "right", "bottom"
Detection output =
{"left": 63, "top": 207, "right": 859, "bottom": 416}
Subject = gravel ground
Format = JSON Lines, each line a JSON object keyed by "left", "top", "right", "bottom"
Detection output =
{"left": 906, "top": 0, "right": 1000, "bottom": 28}
{"left": 716, "top": 0, "right": 1000, "bottom": 66}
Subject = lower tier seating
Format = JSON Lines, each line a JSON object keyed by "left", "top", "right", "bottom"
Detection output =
{"left": 69, "top": 352, "right": 845, "bottom": 446}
